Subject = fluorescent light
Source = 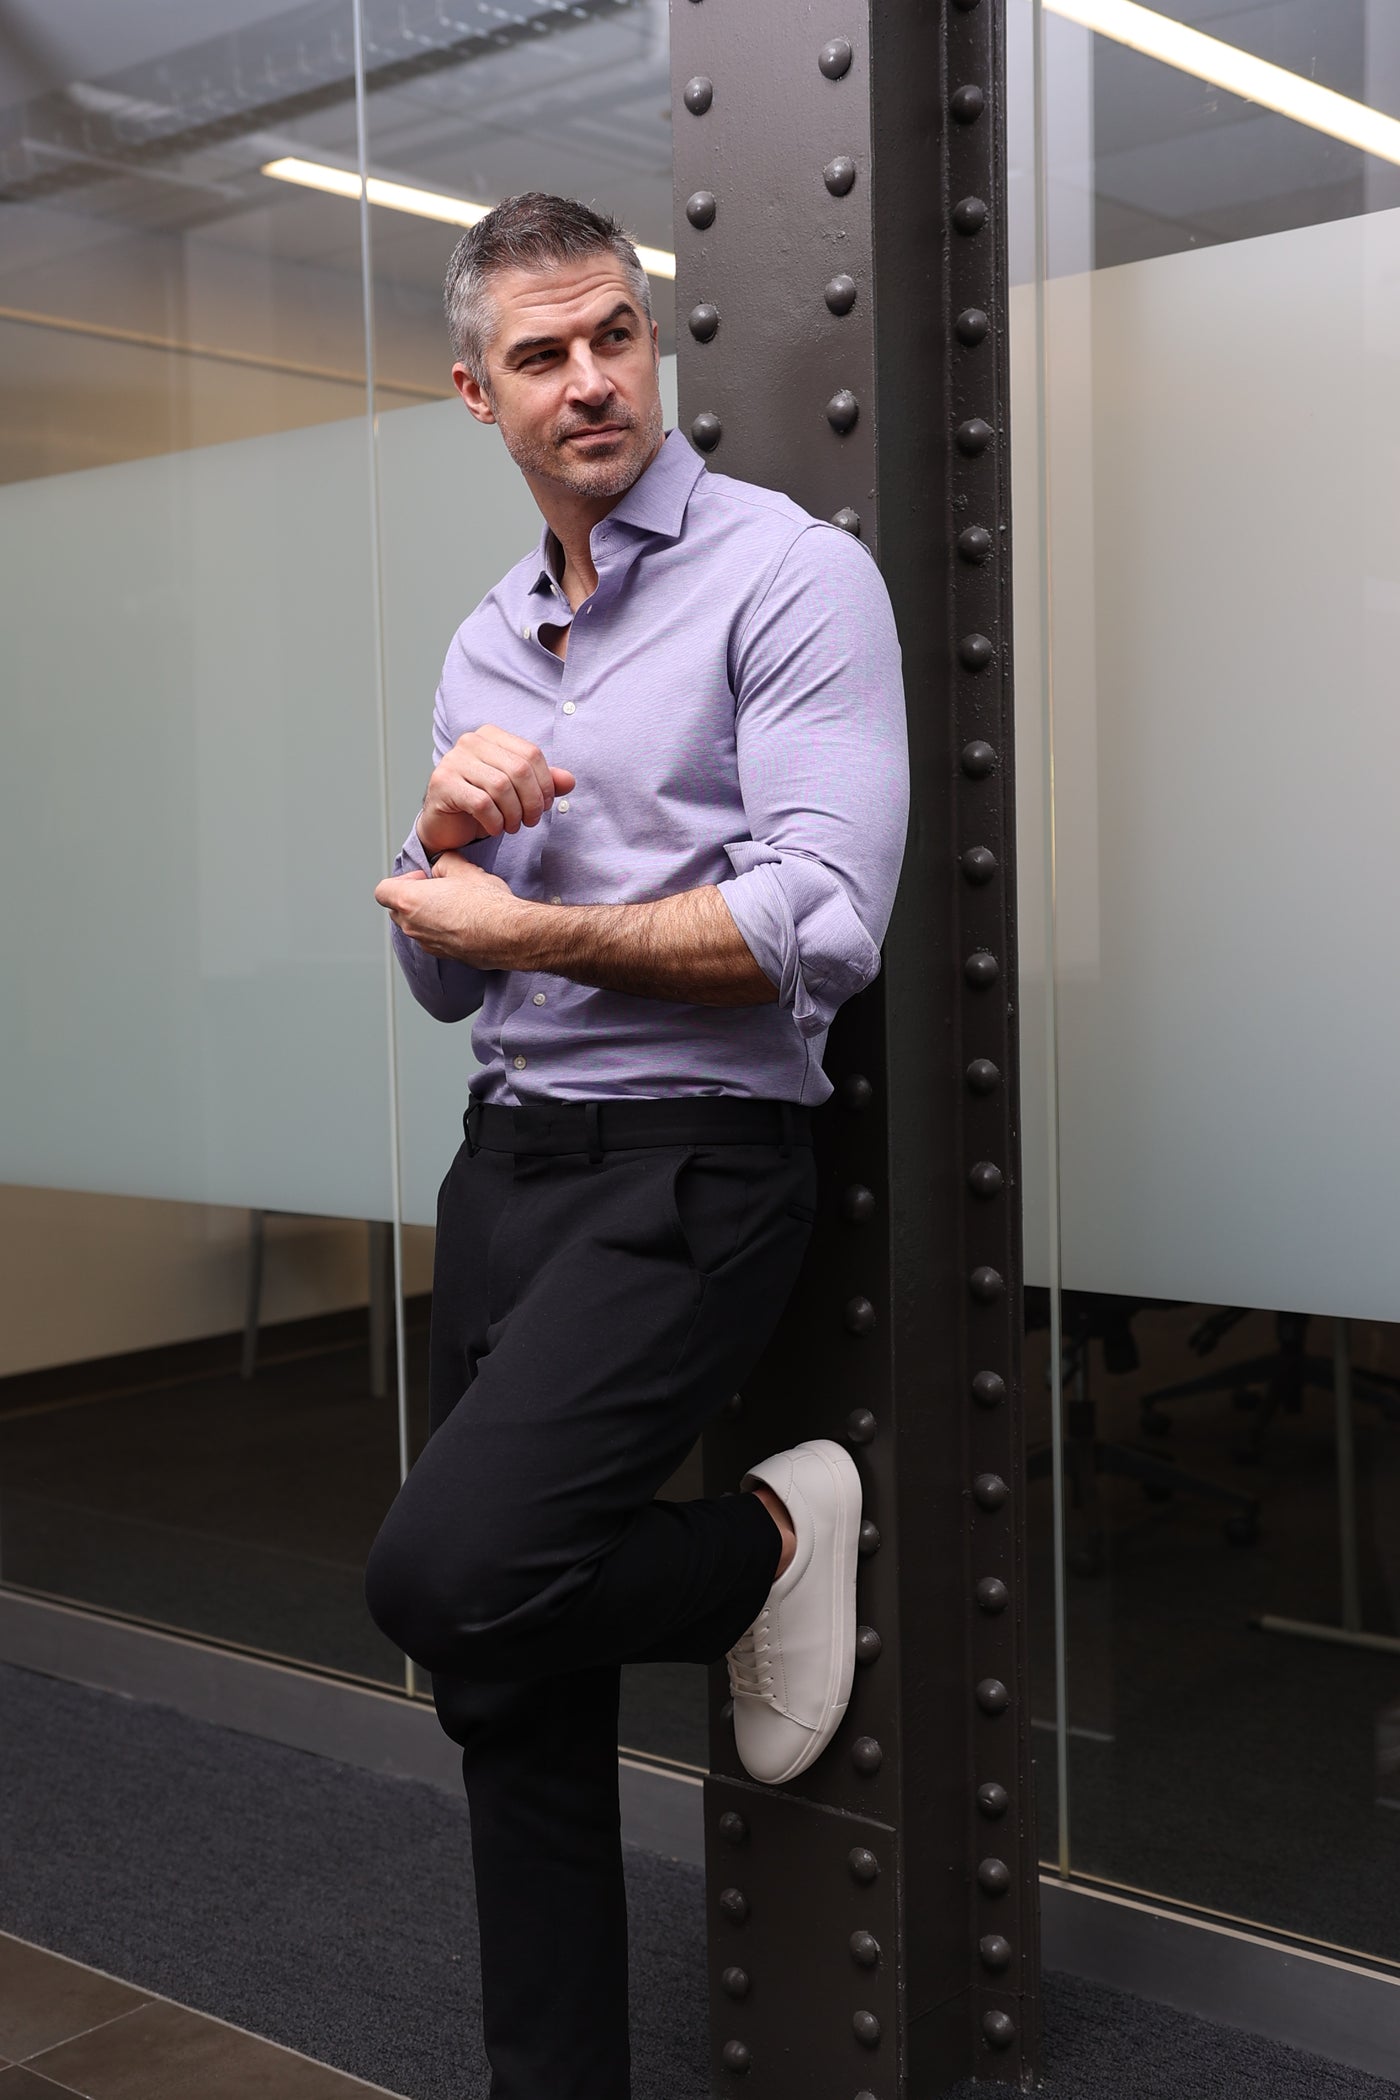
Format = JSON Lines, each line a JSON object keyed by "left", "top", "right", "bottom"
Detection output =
{"left": 261, "top": 157, "right": 676, "bottom": 279}
{"left": 1045, "top": 0, "right": 1400, "bottom": 169}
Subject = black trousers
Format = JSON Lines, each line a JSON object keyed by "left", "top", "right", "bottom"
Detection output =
{"left": 363, "top": 1094, "right": 818, "bottom": 2100}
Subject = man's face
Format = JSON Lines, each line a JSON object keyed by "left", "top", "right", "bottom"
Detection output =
{"left": 453, "top": 256, "right": 663, "bottom": 501}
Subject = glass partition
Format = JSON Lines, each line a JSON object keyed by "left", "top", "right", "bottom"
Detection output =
{"left": 0, "top": 0, "right": 408, "bottom": 1683}
{"left": 1017, "top": 0, "right": 1400, "bottom": 1962}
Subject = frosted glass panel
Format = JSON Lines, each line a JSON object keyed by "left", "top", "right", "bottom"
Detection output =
{"left": 1017, "top": 205, "right": 1400, "bottom": 1321}
{"left": 377, "top": 359, "right": 680, "bottom": 1227}
{"left": 0, "top": 414, "right": 394, "bottom": 1220}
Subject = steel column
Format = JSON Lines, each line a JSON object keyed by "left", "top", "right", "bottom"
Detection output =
{"left": 671, "top": 0, "right": 1037, "bottom": 2090}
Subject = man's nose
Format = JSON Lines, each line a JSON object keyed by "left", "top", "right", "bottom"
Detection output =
{"left": 564, "top": 351, "right": 612, "bottom": 401}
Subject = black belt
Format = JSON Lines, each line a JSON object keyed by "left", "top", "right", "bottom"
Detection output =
{"left": 463, "top": 1094, "right": 811, "bottom": 1163}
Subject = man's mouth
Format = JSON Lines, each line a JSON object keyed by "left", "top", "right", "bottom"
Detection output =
{"left": 567, "top": 425, "right": 626, "bottom": 441}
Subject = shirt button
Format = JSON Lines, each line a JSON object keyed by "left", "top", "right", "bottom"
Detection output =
{"left": 556, "top": 797, "right": 570, "bottom": 812}
{"left": 562, "top": 700, "right": 576, "bottom": 714}
{"left": 532, "top": 991, "right": 547, "bottom": 1005}
{"left": 522, "top": 624, "right": 531, "bottom": 641}
{"left": 550, "top": 894, "right": 562, "bottom": 905}
{"left": 513, "top": 1055, "right": 527, "bottom": 1070}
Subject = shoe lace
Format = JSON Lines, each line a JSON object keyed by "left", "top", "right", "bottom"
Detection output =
{"left": 726, "top": 1606, "right": 775, "bottom": 1700}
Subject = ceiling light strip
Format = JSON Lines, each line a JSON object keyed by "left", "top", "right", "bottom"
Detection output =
{"left": 1045, "top": 0, "right": 1400, "bottom": 169}
{"left": 261, "top": 157, "right": 676, "bottom": 278}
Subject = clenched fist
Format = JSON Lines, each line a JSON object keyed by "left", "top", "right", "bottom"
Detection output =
{"left": 417, "top": 724, "right": 576, "bottom": 856}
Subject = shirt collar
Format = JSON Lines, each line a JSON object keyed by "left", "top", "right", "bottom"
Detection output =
{"left": 527, "top": 426, "right": 704, "bottom": 597}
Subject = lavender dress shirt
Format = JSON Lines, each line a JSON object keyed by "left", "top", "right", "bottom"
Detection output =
{"left": 389, "top": 425, "right": 910, "bottom": 1107}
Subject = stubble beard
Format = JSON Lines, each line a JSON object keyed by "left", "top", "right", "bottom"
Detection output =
{"left": 493, "top": 390, "right": 665, "bottom": 501}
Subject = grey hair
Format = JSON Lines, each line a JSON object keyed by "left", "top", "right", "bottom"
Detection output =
{"left": 444, "top": 191, "right": 654, "bottom": 392}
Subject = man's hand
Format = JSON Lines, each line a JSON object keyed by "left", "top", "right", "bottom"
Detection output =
{"left": 375, "top": 852, "right": 530, "bottom": 969}
{"left": 417, "top": 724, "right": 576, "bottom": 856}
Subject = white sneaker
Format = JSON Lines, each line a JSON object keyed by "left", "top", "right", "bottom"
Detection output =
{"left": 726, "top": 1439, "right": 862, "bottom": 1786}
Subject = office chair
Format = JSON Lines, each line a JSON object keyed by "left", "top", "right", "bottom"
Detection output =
{"left": 1025, "top": 1288, "right": 1261, "bottom": 1577}
{"left": 1137, "top": 1307, "right": 1400, "bottom": 1462}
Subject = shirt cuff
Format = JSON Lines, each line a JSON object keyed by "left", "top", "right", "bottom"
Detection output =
{"left": 387, "top": 820, "right": 486, "bottom": 1023}
{"left": 717, "top": 840, "right": 882, "bottom": 1038}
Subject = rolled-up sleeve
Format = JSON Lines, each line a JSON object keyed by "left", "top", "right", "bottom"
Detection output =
{"left": 388, "top": 681, "right": 489, "bottom": 1024}
{"left": 716, "top": 523, "right": 910, "bottom": 1039}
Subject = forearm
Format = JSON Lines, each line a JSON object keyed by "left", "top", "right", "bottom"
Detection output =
{"left": 506, "top": 884, "right": 778, "bottom": 1006}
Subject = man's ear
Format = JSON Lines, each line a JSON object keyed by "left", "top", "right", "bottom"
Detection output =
{"left": 452, "top": 363, "right": 497, "bottom": 426}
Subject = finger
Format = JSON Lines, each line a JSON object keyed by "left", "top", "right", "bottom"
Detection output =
{"left": 549, "top": 765, "right": 577, "bottom": 792}
{"left": 477, "top": 725, "right": 557, "bottom": 821}
{"left": 444, "top": 754, "right": 527, "bottom": 834}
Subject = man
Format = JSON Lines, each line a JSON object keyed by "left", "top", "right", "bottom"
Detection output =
{"left": 364, "top": 191, "right": 909, "bottom": 2100}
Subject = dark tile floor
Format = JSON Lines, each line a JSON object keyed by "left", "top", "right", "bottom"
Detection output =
{"left": 0, "top": 1933, "right": 406, "bottom": 2099}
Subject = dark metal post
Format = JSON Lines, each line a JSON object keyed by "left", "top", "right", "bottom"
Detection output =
{"left": 671, "top": 0, "right": 1038, "bottom": 2089}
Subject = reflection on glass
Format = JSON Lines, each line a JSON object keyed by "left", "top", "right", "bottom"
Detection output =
{"left": 1017, "top": 0, "right": 1400, "bottom": 1963}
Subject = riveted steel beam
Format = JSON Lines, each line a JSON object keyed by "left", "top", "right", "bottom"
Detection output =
{"left": 675, "top": 0, "right": 1038, "bottom": 2090}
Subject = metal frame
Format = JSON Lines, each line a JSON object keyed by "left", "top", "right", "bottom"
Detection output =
{"left": 671, "top": 0, "right": 1036, "bottom": 2089}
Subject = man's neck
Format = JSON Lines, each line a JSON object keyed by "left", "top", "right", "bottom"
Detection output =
{"left": 536, "top": 433, "right": 665, "bottom": 609}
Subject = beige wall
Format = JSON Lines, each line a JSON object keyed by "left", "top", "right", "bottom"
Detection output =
{"left": 1, "top": 1184, "right": 435, "bottom": 1378}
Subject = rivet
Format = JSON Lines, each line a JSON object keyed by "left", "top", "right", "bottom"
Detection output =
{"left": 966, "top": 1058, "right": 1001, "bottom": 1094}
{"left": 953, "top": 195, "right": 988, "bottom": 235}
{"left": 855, "top": 1624, "right": 882, "bottom": 1663}
{"left": 951, "top": 84, "right": 986, "bottom": 122}
{"left": 689, "top": 302, "right": 720, "bottom": 341}
{"left": 851, "top": 1735, "right": 883, "bottom": 1774}
{"left": 972, "top": 1368, "right": 1006, "bottom": 1402}
{"left": 721, "top": 2037, "right": 752, "bottom": 2074}
{"left": 830, "top": 507, "right": 862, "bottom": 535}
{"left": 841, "top": 1183, "right": 875, "bottom": 1223}
{"left": 970, "top": 1264, "right": 1004, "bottom": 1300}
{"left": 845, "top": 1296, "right": 876, "bottom": 1335}
{"left": 724, "top": 1391, "right": 743, "bottom": 1418}
{"left": 984, "top": 2010, "right": 1017, "bottom": 2049}
{"left": 721, "top": 1965, "right": 750, "bottom": 1998}
{"left": 957, "top": 525, "right": 993, "bottom": 563}
{"left": 858, "top": 1518, "right": 881, "bottom": 1556}
{"left": 850, "top": 1929, "right": 881, "bottom": 1966}
{"left": 978, "top": 1781, "right": 1009, "bottom": 1816}
{"left": 846, "top": 1406, "right": 877, "bottom": 1443}
{"left": 718, "top": 1810, "right": 749, "bottom": 1844}
{"left": 956, "top": 307, "right": 990, "bottom": 347}
{"left": 819, "top": 36, "right": 853, "bottom": 78}
{"left": 958, "top": 631, "right": 994, "bottom": 671}
{"left": 962, "top": 847, "right": 998, "bottom": 887}
{"left": 968, "top": 1157, "right": 1004, "bottom": 1193}
{"left": 853, "top": 2010, "right": 881, "bottom": 2047}
{"left": 964, "top": 950, "right": 999, "bottom": 988}
{"left": 823, "top": 154, "right": 857, "bottom": 196}
{"left": 973, "top": 1471, "right": 1009, "bottom": 1510}
{"left": 683, "top": 75, "right": 714, "bottom": 114}
{"left": 691, "top": 411, "right": 722, "bottom": 453}
{"left": 842, "top": 1072, "right": 873, "bottom": 1110}
{"left": 686, "top": 190, "right": 717, "bottom": 229}
{"left": 976, "top": 1577, "right": 1009, "bottom": 1614}
{"left": 961, "top": 737, "right": 996, "bottom": 776}
{"left": 976, "top": 1677, "right": 1009, "bottom": 1714}
{"left": 955, "top": 417, "right": 993, "bottom": 456}
{"left": 719, "top": 1886, "right": 750, "bottom": 1923}
{"left": 826, "top": 389, "right": 859, "bottom": 435}
{"left": 980, "top": 1932, "right": 1012, "bottom": 1970}
{"left": 978, "top": 1857, "right": 1011, "bottom": 1895}
{"left": 824, "top": 273, "right": 858, "bottom": 315}
{"left": 848, "top": 1846, "right": 881, "bottom": 1883}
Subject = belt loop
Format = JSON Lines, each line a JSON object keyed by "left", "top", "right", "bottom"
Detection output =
{"left": 585, "top": 1100, "right": 604, "bottom": 1166}
{"left": 778, "top": 1101, "right": 793, "bottom": 1159}
{"left": 464, "top": 1098, "right": 481, "bottom": 1157}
